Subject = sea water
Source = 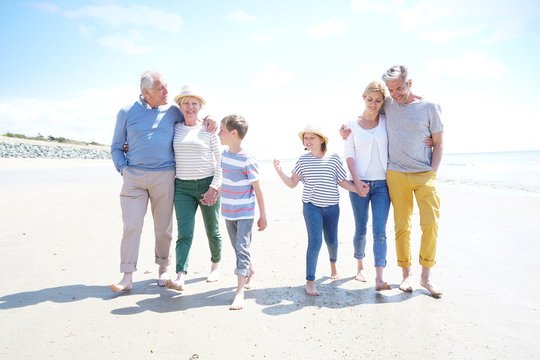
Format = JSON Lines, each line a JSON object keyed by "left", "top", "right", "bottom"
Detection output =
{"left": 259, "top": 151, "right": 540, "bottom": 195}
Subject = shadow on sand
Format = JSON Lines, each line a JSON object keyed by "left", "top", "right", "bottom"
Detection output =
{"left": 0, "top": 276, "right": 435, "bottom": 316}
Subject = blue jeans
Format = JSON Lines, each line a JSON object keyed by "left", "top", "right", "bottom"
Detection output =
{"left": 349, "top": 180, "right": 390, "bottom": 267}
{"left": 302, "top": 202, "right": 339, "bottom": 281}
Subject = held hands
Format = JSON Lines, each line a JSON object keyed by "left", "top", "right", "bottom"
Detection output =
{"left": 201, "top": 187, "right": 219, "bottom": 206}
{"left": 356, "top": 181, "right": 369, "bottom": 197}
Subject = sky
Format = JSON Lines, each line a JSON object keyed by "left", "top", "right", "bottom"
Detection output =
{"left": 1, "top": 0, "right": 539, "bottom": 160}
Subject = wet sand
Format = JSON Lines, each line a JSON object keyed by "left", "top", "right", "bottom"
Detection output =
{"left": 0, "top": 158, "right": 538, "bottom": 359}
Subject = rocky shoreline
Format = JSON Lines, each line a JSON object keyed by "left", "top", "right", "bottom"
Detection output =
{"left": 0, "top": 136, "right": 111, "bottom": 159}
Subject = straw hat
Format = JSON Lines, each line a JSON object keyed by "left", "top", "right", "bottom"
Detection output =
{"left": 298, "top": 123, "right": 329, "bottom": 145}
{"left": 174, "top": 85, "right": 206, "bottom": 106}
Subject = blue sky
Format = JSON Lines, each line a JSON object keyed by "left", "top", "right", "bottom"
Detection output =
{"left": 1, "top": 0, "right": 539, "bottom": 159}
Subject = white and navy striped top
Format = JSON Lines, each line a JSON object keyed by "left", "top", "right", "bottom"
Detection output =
{"left": 173, "top": 122, "right": 222, "bottom": 189}
{"left": 221, "top": 150, "right": 259, "bottom": 220}
{"left": 292, "top": 152, "right": 347, "bottom": 207}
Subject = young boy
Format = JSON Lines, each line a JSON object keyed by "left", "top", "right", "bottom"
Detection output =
{"left": 218, "top": 114, "right": 267, "bottom": 310}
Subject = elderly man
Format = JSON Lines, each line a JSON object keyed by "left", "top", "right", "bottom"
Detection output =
{"left": 341, "top": 65, "right": 444, "bottom": 296}
{"left": 110, "top": 71, "right": 215, "bottom": 292}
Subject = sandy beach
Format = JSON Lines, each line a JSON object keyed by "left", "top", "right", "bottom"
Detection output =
{"left": 1, "top": 158, "right": 539, "bottom": 359}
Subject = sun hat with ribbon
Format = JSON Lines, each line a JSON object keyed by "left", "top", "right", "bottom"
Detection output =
{"left": 298, "top": 123, "right": 329, "bottom": 145}
{"left": 174, "top": 85, "right": 206, "bottom": 106}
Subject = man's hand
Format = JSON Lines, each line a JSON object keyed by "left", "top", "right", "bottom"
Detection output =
{"left": 203, "top": 115, "right": 217, "bottom": 132}
{"left": 339, "top": 125, "right": 352, "bottom": 140}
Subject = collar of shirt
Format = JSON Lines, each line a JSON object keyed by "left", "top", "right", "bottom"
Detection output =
{"left": 138, "top": 94, "right": 155, "bottom": 109}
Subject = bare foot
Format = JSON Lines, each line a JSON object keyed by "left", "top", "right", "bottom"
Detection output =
{"left": 158, "top": 266, "right": 169, "bottom": 287}
{"left": 399, "top": 275, "right": 413, "bottom": 292}
{"left": 305, "top": 280, "right": 320, "bottom": 296}
{"left": 206, "top": 262, "right": 220, "bottom": 282}
{"left": 110, "top": 282, "right": 132, "bottom": 292}
{"left": 166, "top": 272, "right": 185, "bottom": 291}
{"left": 244, "top": 270, "right": 255, "bottom": 289}
{"left": 230, "top": 291, "right": 245, "bottom": 310}
{"left": 110, "top": 273, "right": 133, "bottom": 292}
{"left": 420, "top": 280, "right": 443, "bottom": 296}
{"left": 330, "top": 262, "right": 339, "bottom": 279}
{"left": 355, "top": 269, "right": 367, "bottom": 282}
{"left": 375, "top": 281, "right": 392, "bottom": 291}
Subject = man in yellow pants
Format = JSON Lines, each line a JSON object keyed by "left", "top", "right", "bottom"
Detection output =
{"left": 382, "top": 65, "right": 444, "bottom": 296}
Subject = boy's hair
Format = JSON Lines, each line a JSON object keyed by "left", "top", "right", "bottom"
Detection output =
{"left": 221, "top": 114, "right": 249, "bottom": 139}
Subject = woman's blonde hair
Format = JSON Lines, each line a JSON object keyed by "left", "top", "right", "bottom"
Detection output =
{"left": 178, "top": 96, "right": 203, "bottom": 109}
{"left": 363, "top": 80, "right": 387, "bottom": 99}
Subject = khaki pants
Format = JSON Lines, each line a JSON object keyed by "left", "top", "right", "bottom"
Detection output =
{"left": 386, "top": 170, "right": 440, "bottom": 268}
{"left": 119, "top": 167, "right": 175, "bottom": 273}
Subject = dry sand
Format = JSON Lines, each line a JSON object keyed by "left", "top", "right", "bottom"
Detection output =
{"left": 0, "top": 158, "right": 539, "bottom": 359}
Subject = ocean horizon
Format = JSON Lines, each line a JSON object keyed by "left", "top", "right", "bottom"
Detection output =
{"left": 258, "top": 150, "right": 540, "bottom": 195}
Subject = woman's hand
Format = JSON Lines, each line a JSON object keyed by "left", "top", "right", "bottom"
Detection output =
{"left": 201, "top": 187, "right": 219, "bottom": 206}
{"left": 424, "top": 136, "right": 434, "bottom": 148}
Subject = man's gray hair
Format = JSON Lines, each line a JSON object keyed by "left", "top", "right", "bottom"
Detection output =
{"left": 140, "top": 71, "right": 163, "bottom": 93}
{"left": 382, "top": 65, "right": 409, "bottom": 83}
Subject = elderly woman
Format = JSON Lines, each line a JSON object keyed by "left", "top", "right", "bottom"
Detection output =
{"left": 166, "top": 85, "right": 222, "bottom": 291}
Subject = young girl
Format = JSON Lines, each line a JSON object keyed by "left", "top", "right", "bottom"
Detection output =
{"left": 274, "top": 124, "right": 368, "bottom": 296}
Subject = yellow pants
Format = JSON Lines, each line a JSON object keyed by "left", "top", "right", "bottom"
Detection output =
{"left": 386, "top": 170, "right": 440, "bottom": 268}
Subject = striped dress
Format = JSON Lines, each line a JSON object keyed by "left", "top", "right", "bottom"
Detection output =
{"left": 173, "top": 122, "right": 222, "bottom": 189}
{"left": 292, "top": 152, "right": 347, "bottom": 207}
{"left": 221, "top": 150, "right": 259, "bottom": 220}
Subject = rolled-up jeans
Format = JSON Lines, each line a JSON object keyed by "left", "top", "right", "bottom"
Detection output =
{"left": 302, "top": 202, "right": 339, "bottom": 281}
{"left": 349, "top": 179, "right": 391, "bottom": 267}
{"left": 225, "top": 218, "right": 254, "bottom": 277}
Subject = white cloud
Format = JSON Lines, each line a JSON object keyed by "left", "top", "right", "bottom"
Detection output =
{"left": 251, "top": 34, "right": 274, "bottom": 43}
{"left": 97, "top": 34, "right": 151, "bottom": 54}
{"left": 350, "top": 0, "right": 403, "bottom": 12}
{"left": 227, "top": 10, "right": 257, "bottom": 22}
{"left": 26, "top": 2, "right": 61, "bottom": 13}
{"left": 396, "top": 0, "right": 539, "bottom": 43}
{"left": 309, "top": 20, "right": 347, "bottom": 39}
{"left": 425, "top": 51, "right": 506, "bottom": 80}
{"left": 78, "top": 25, "right": 92, "bottom": 38}
{"left": 62, "top": 5, "right": 182, "bottom": 34}
{"left": 252, "top": 65, "right": 293, "bottom": 90}
{"left": 0, "top": 87, "right": 137, "bottom": 145}
{"left": 418, "top": 26, "right": 484, "bottom": 42}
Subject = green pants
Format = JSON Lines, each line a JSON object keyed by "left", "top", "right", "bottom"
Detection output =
{"left": 174, "top": 177, "right": 221, "bottom": 273}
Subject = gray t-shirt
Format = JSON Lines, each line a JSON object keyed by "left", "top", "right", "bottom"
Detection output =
{"left": 384, "top": 97, "right": 443, "bottom": 173}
